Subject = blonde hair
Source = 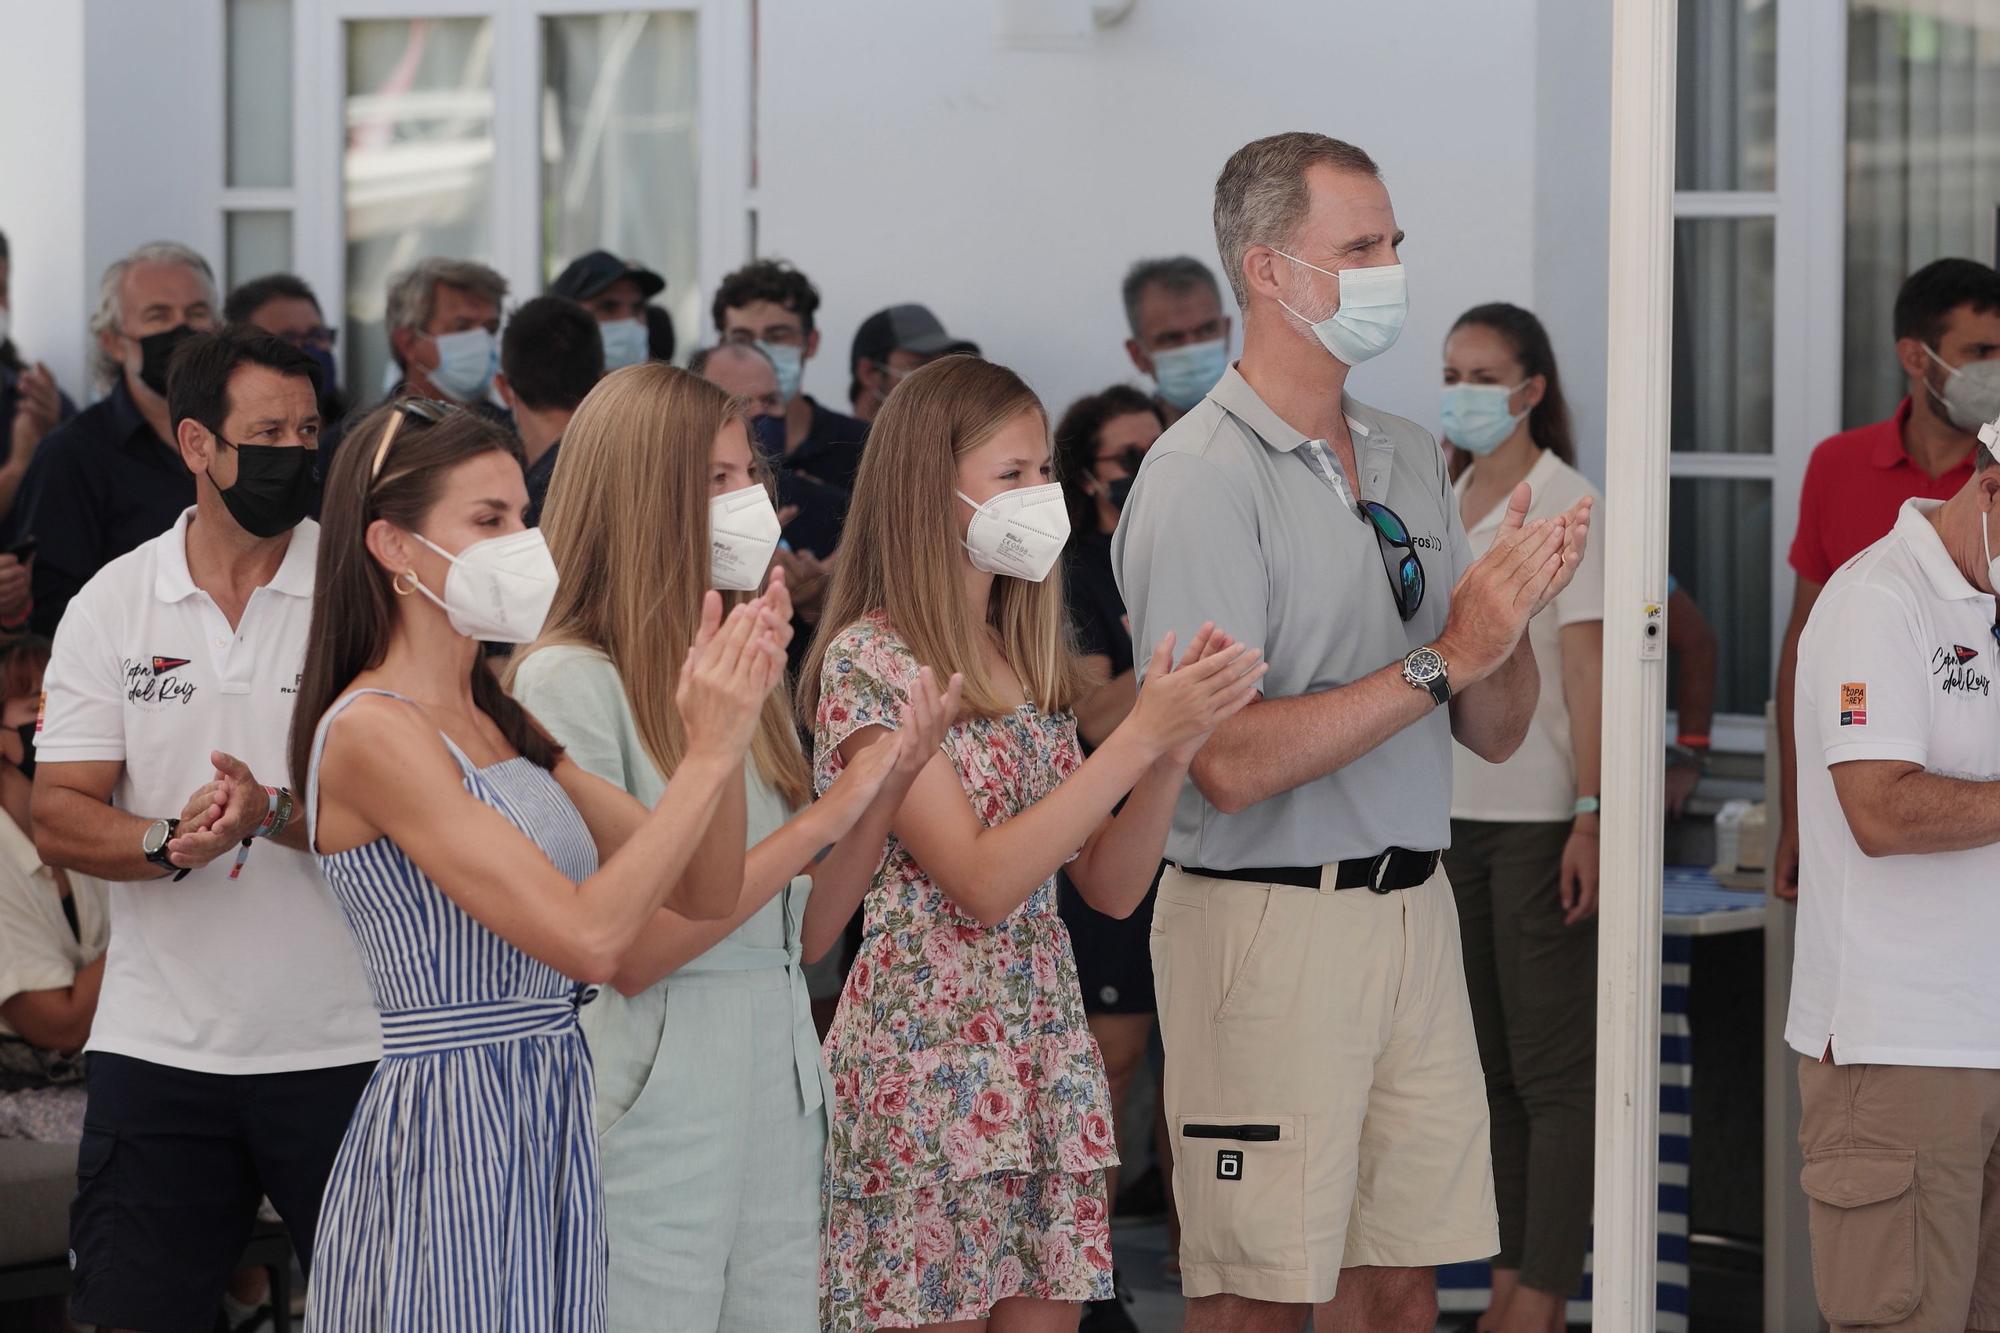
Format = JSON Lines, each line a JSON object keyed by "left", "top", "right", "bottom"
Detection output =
{"left": 799, "top": 355, "right": 1090, "bottom": 724}
{"left": 515, "top": 362, "right": 812, "bottom": 808}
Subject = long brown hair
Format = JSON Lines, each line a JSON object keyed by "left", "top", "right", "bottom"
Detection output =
{"left": 287, "top": 401, "right": 561, "bottom": 797}
{"left": 1449, "top": 302, "right": 1576, "bottom": 467}
{"left": 514, "top": 364, "right": 812, "bottom": 808}
{"left": 798, "top": 355, "right": 1090, "bottom": 723}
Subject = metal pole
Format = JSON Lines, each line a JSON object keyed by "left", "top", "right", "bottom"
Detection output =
{"left": 1595, "top": 0, "right": 1677, "bottom": 1327}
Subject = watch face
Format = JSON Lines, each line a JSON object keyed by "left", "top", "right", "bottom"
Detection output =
{"left": 142, "top": 820, "right": 170, "bottom": 856}
{"left": 1407, "top": 648, "right": 1444, "bottom": 681}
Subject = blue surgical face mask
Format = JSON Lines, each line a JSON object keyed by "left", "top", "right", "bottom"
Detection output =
{"left": 759, "top": 341, "right": 805, "bottom": 403}
{"left": 427, "top": 327, "right": 498, "bottom": 403}
{"left": 1273, "top": 251, "right": 1407, "bottom": 367}
{"left": 599, "top": 317, "right": 650, "bottom": 372}
{"left": 1151, "top": 338, "right": 1228, "bottom": 410}
{"left": 1440, "top": 382, "right": 1528, "bottom": 456}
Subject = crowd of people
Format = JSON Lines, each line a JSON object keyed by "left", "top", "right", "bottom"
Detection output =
{"left": 0, "top": 125, "right": 1995, "bottom": 1333}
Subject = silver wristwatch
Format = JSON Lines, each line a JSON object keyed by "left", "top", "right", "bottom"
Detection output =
{"left": 1402, "top": 646, "right": 1451, "bottom": 706}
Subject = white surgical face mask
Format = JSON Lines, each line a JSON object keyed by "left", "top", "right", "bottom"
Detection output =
{"left": 1924, "top": 343, "right": 2000, "bottom": 435}
{"left": 426, "top": 328, "right": 499, "bottom": 403}
{"left": 956, "top": 482, "right": 1070, "bottom": 582}
{"left": 709, "top": 482, "right": 783, "bottom": 591}
{"left": 599, "top": 317, "right": 649, "bottom": 372}
{"left": 1273, "top": 251, "right": 1408, "bottom": 367}
{"left": 408, "top": 527, "right": 559, "bottom": 643}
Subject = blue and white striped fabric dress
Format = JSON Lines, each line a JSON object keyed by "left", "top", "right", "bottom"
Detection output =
{"left": 304, "top": 689, "right": 606, "bottom": 1332}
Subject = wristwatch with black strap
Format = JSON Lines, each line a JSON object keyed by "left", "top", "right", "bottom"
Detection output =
{"left": 1401, "top": 645, "right": 1452, "bottom": 706}
{"left": 141, "top": 817, "right": 190, "bottom": 882}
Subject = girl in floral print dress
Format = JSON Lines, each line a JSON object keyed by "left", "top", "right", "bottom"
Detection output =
{"left": 798, "top": 356, "right": 1266, "bottom": 1332}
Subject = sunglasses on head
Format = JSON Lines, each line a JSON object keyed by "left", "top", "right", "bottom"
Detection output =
{"left": 1360, "top": 500, "right": 1426, "bottom": 622}
{"left": 367, "top": 397, "right": 454, "bottom": 484}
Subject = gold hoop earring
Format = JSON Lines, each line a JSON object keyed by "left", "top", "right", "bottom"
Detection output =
{"left": 392, "top": 570, "right": 419, "bottom": 598}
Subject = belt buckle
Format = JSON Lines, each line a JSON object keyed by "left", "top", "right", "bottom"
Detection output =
{"left": 1368, "top": 853, "right": 1395, "bottom": 895}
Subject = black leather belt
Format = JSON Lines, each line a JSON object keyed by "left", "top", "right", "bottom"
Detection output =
{"left": 1174, "top": 847, "right": 1442, "bottom": 895}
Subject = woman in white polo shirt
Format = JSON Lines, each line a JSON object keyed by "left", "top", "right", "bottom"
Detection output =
{"left": 1437, "top": 304, "right": 1605, "bottom": 1333}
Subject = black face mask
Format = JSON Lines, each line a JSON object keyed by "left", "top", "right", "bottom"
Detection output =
{"left": 11, "top": 722, "right": 33, "bottom": 781}
{"left": 210, "top": 440, "right": 317, "bottom": 539}
{"left": 1108, "top": 476, "right": 1134, "bottom": 511}
{"left": 133, "top": 324, "right": 199, "bottom": 398}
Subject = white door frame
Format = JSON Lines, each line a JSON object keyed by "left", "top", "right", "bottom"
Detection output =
{"left": 1594, "top": 1, "right": 1676, "bottom": 1326}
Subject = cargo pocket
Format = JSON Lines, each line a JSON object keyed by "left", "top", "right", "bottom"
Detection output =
{"left": 1800, "top": 1147, "right": 1920, "bottom": 1326}
{"left": 69, "top": 1123, "right": 118, "bottom": 1286}
{"left": 1174, "top": 1113, "right": 1306, "bottom": 1274}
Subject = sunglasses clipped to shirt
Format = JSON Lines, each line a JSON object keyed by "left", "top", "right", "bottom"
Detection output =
{"left": 1360, "top": 500, "right": 1426, "bottom": 622}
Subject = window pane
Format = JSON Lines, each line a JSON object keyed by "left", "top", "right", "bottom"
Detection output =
{"left": 344, "top": 17, "right": 495, "bottom": 401}
{"left": 227, "top": 0, "right": 293, "bottom": 189}
{"left": 1670, "top": 477, "right": 1773, "bottom": 717}
{"left": 1675, "top": 0, "right": 1778, "bottom": 191}
{"left": 1843, "top": 5, "right": 2000, "bottom": 428}
{"left": 226, "top": 211, "right": 292, "bottom": 290}
{"left": 1671, "top": 217, "right": 1774, "bottom": 454}
{"left": 541, "top": 12, "right": 700, "bottom": 352}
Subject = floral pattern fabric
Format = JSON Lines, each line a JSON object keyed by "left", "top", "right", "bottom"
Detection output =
{"left": 814, "top": 614, "right": 1117, "bottom": 1329}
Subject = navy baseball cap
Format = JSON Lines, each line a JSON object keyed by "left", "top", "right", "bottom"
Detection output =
{"left": 550, "top": 250, "right": 666, "bottom": 302}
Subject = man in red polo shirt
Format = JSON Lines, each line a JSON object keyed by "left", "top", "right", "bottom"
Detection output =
{"left": 1774, "top": 257, "right": 2000, "bottom": 899}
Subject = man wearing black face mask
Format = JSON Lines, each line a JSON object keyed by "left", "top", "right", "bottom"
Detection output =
{"left": 32, "top": 326, "right": 377, "bottom": 1332}
{"left": 3, "top": 242, "right": 219, "bottom": 636}
{"left": 690, "top": 340, "right": 848, "bottom": 560}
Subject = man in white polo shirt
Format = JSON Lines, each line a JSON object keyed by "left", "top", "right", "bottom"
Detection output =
{"left": 31, "top": 327, "right": 377, "bottom": 1331}
{"left": 1789, "top": 428, "right": 2000, "bottom": 1332}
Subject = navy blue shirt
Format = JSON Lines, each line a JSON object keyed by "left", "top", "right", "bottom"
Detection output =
{"left": 787, "top": 396, "right": 870, "bottom": 496}
{"left": 9, "top": 378, "right": 195, "bottom": 637}
{"left": 523, "top": 436, "right": 561, "bottom": 528}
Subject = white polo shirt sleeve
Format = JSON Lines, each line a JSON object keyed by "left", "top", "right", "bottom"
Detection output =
{"left": 1804, "top": 582, "right": 1932, "bottom": 770}
{"left": 1115, "top": 449, "right": 1268, "bottom": 682}
{"left": 37, "top": 587, "right": 126, "bottom": 764}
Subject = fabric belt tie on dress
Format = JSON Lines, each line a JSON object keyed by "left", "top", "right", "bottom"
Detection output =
{"left": 379, "top": 985, "right": 599, "bottom": 1057}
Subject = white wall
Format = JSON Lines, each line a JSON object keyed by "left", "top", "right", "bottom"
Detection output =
{"left": 755, "top": 0, "right": 1554, "bottom": 440}
{"left": 0, "top": 1, "right": 88, "bottom": 399}
{"left": 1533, "top": 0, "right": 1614, "bottom": 487}
{"left": 83, "top": 0, "right": 225, "bottom": 391}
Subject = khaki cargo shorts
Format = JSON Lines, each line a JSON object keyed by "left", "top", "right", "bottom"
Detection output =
{"left": 1151, "top": 864, "right": 1499, "bottom": 1306}
{"left": 1798, "top": 1058, "right": 2000, "bottom": 1331}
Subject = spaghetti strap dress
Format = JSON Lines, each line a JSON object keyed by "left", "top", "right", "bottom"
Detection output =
{"left": 303, "top": 688, "right": 607, "bottom": 1332}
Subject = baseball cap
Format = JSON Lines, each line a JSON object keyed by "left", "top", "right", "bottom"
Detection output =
{"left": 850, "top": 304, "right": 979, "bottom": 371}
{"left": 550, "top": 250, "right": 667, "bottom": 303}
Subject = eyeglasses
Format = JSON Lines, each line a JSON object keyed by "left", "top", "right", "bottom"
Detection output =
{"left": 368, "top": 397, "right": 452, "bottom": 483}
{"left": 1360, "top": 500, "right": 1425, "bottom": 622}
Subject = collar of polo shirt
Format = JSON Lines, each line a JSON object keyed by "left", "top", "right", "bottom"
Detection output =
{"left": 1896, "top": 498, "right": 1991, "bottom": 603}
{"left": 150, "top": 508, "right": 319, "bottom": 605}
{"left": 1207, "top": 365, "right": 1375, "bottom": 457}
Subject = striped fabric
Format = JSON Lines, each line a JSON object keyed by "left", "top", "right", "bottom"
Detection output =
{"left": 303, "top": 689, "right": 607, "bottom": 1333}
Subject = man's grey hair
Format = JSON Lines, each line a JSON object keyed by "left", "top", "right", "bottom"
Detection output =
{"left": 384, "top": 257, "right": 509, "bottom": 356}
{"left": 1211, "top": 132, "right": 1382, "bottom": 309}
{"left": 687, "top": 341, "right": 774, "bottom": 380}
{"left": 1121, "top": 257, "right": 1222, "bottom": 338}
{"left": 88, "top": 241, "right": 218, "bottom": 390}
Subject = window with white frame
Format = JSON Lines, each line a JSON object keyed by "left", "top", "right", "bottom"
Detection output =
{"left": 1844, "top": 1, "right": 2000, "bottom": 428}
{"left": 1670, "top": 0, "right": 1782, "bottom": 745}
{"left": 227, "top": 1, "right": 748, "bottom": 408}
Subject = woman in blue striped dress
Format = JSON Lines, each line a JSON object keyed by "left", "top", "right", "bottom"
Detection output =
{"left": 286, "top": 401, "right": 785, "bottom": 1331}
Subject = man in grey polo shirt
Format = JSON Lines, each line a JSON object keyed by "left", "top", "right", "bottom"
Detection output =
{"left": 1115, "top": 132, "right": 1589, "bottom": 1333}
